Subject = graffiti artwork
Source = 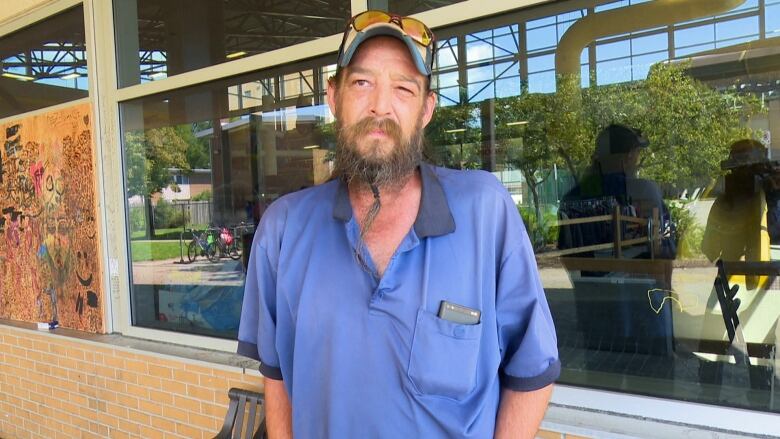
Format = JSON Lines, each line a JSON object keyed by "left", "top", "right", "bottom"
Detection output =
{"left": 0, "top": 103, "right": 104, "bottom": 333}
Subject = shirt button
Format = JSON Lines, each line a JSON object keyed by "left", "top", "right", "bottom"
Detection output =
{"left": 453, "top": 326, "right": 465, "bottom": 337}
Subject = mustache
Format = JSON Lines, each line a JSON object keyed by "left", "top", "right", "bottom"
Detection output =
{"left": 344, "top": 117, "right": 402, "bottom": 143}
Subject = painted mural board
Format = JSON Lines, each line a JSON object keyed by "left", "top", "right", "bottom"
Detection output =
{"left": 0, "top": 102, "right": 104, "bottom": 333}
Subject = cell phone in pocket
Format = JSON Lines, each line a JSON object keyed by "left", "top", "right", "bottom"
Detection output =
{"left": 438, "top": 300, "right": 481, "bottom": 325}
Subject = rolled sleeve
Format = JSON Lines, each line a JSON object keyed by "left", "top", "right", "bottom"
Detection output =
{"left": 237, "top": 226, "right": 283, "bottom": 380}
{"left": 496, "top": 206, "right": 560, "bottom": 391}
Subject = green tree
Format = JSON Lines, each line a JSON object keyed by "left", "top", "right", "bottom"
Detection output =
{"left": 424, "top": 103, "right": 482, "bottom": 169}
{"left": 562, "top": 62, "right": 763, "bottom": 189}
{"left": 125, "top": 127, "right": 191, "bottom": 238}
{"left": 176, "top": 123, "right": 211, "bottom": 170}
{"left": 634, "top": 62, "right": 760, "bottom": 188}
{"left": 495, "top": 92, "right": 560, "bottom": 245}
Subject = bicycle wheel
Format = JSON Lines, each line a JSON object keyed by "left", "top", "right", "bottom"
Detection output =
{"left": 228, "top": 242, "right": 241, "bottom": 260}
{"left": 187, "top": 240, "right": 199, "bottom": 263}
{"left": 206, "top": 243, "right": 219, "bottom": 262}
{"left": 234, "top": 234, "right": 244, "bottom": 256}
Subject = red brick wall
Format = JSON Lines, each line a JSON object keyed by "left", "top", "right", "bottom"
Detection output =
{"left": 0, "top": 324, "right": 263, "bottom": 439}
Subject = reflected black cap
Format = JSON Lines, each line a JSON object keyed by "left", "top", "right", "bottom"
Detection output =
{"left": 596, "top": 124, "right": 649, "bottom": 156}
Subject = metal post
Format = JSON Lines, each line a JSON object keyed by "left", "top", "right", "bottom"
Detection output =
{"left": 176, "top": 230, "right": 185, "bottom": 264}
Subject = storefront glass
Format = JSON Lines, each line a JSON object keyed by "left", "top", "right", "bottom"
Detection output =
{"left": 367, "top": 0, "right": 467, "bottom": 15}
{"left": 113, "top": 0, "right": 349, "bottom": 87}
{"left": 427, "top": 0, "right": 779, "bottom": 413}
{"left": 121, "top": 57, "right": 336, "bottom": 339}
{"left": 0, "top": 6, "right": 88, "bottom": 119}
{"left": 121, "top": 0, "right": 780, "bottom": 413}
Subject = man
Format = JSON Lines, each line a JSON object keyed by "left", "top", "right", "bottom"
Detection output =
{"left": 238, "top": 10, "right": 559, "bottom": 438}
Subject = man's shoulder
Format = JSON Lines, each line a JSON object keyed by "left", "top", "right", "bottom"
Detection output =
{"left": 259, "top": 180, "right": 339, "bottom": 230}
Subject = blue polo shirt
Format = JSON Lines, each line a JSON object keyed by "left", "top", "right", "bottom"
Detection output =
{"left": 238, "top": 163, "right": 559, "bottom": 438}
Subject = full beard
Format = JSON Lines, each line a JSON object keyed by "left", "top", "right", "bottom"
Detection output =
{"left": 332, "top": 116, "right": 424, "bottom": 190}
{"left": 332, "top": 116, "right": 424, "bottom": 273}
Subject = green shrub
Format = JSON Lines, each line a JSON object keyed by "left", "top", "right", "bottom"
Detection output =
{"left": 192, "top": 190, "right": 212, "bottom": 201}
{"left": 169, "top": 208, "right": 190, "bottom": 228}
{"left": 518, "top": 205, "right": 559, "bottom": 251}
{"left": 129, "top": 207, "right": 146, "bottom": 232}
{"left": 668, "top": 200, "right": 704, "bottom": 259}
{"left": 153, "top": 199, "right": 174, "bottom": 229}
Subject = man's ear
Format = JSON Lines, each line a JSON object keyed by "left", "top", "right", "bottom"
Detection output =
{"left": 326, "top": 77, "right": 338, "bottom": 116}
{"left": 420, "top": 90, "right": 437, "bottom": 129}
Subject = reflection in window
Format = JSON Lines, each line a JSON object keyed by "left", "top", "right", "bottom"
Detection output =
{"left": 767, "top": 0, "right": 780, "bottom": 38}
{"left": 122, "top": 58, "right": 336, "bottom": 338}
{"left": 0, "top": 6, "right": 88, "bottom": 119}
{"left": 118, "top": 0, "right": 780, "bottom": 413}
{"left": 595, "top": 31, "right": 667, "bottom": 84}
{"left": 367, "top": 0, "right": 466, "bottom": 15}
{"left": 674, "top": 2, "right": 762, "bottom": 57}
{"left": 113, "top": 0, "right": 349, "bottom": 87}
{"left": 423, "top": 0, "right": 780, "bottom": 413}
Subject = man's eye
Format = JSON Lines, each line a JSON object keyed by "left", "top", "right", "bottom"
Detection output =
{"left": 397, "top": 86, "right": 415, "bottom": 96}
{"left": 354, "top": 79, "right": 370, "bottom": 87}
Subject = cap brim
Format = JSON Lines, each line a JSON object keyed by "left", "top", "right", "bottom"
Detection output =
{"left": 338, "top": 23, "right": 431, "bottom": 76}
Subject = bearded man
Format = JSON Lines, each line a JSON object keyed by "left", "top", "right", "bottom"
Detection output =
{"left": 238, "top": 10, "right": 559, "bottom": 439}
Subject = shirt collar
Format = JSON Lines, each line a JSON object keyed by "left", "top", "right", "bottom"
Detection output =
{"left": 332, "top": 162, "right": 456, "bottom": 238}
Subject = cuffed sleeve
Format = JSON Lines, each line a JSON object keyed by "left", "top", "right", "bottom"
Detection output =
{"left": 237, "top": 218, "right": 283, "bottom": 379}
{"left": 501, "top": 359, "right": 560, "bottom": 391}
{"left": 495, "top": 196, "right": 560, "bottom": 391}
{"left": 259, "top": 362, "right": 284, "bottom": 380}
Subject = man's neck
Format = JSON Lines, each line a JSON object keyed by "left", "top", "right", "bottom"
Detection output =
{"left": 347, "top": 169, "right": 421, "bottom": 211}
{"left": 347, "top": 169, "right": 422, "bottom": 277}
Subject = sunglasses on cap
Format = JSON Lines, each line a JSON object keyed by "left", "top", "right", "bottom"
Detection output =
{"left": 337, "top": 10, "right": 436, "bottom": 76}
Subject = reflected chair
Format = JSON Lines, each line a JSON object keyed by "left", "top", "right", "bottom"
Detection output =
{"left": 712, "top": 259, "right": 778, "bottom": 391}
{"left": 213, "top": 387, "right": 267, "bottom": 439}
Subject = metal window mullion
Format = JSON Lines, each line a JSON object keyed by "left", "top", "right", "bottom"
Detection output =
{"left": 519, "top": 21, "right": 528, "bottom": 94}
{"left": 457, "top": 33, "right": 467, "bottom": 105}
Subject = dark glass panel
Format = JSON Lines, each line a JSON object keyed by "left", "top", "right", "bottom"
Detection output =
{"left": 114, "top": 0, "right": 350, "bottom": 87}
{"left": 0, "top": 6, "right": 88, "bottom": 119}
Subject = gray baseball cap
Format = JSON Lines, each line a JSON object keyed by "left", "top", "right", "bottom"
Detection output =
{"left": 336, "top": 12, "right": 435, "bottom": 76}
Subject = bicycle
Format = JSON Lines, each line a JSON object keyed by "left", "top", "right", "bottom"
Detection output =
{"left": 187, "top": 228, "right": 216, "bottom": 263}
{"left": 212, "top": 226, "right": 241, "bottom": 261}
{"left": 231, "top": 221, "right": 256, "bottom": 256}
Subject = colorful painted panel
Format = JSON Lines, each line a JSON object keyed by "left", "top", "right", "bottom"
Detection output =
{"left": 0, "top": 103, "right": 103, "bottom": 332}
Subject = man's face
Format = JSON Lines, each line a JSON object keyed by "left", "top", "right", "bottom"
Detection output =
{"left": 327, "top": 36, "right": 436, "bottom": 186}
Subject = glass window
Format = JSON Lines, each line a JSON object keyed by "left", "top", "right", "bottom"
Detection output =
{"left": 0, "top": 6, "right": 88, "bottom": 119}
{"left": 423, "top": 0, "right": 779, "bottom": 414}
{"left": 120, "top": 0, "right": 780, "bottom": 414}
{"left": 367, "top": 0, "right": 467, "bottom": 15}
{"left": 113, "top": 1, "right": 349, "bottom": 87}
{"left": 122, "top": 56, "right": 335, "bottom": 339}
{"left": 766, "top": 1, "right": 780, "bottom": 39}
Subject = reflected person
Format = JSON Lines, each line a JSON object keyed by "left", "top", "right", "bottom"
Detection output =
{"left": 702, "top": 139, "right": 772, "bottom": 290}
{"left": 558, "top": 124, "right": 675, "bottom": 357}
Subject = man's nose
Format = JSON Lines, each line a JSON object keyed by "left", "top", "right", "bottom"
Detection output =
{"left": 369, "top": 84, "right": 392, "bottom": 117}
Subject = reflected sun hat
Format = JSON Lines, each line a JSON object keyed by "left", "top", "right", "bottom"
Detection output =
{"left": 336, "top": 10, "right": 436, "bottom": 76}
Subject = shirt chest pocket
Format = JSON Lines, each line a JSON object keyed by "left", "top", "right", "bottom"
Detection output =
{"left": 407, "top": 308, "right": 482, "bottom": 400}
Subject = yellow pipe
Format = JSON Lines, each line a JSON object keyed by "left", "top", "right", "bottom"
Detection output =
{"left": 555, "top": 0, "right": 747, "bottom": 77}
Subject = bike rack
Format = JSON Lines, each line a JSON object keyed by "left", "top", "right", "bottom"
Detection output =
{"left": 174, "top": 230, "right": 185, "bottom": 264}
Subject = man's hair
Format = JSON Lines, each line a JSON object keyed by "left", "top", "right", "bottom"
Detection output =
{"left": 328, "top": 68, "right": 432, "bottom": 93}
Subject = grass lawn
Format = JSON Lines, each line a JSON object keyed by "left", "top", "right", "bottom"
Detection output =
{"left": 130, "top": 225, "right": 208, "bottom": 240}
{"left": 131, "top": 240, "right": 187, "bottom": 262}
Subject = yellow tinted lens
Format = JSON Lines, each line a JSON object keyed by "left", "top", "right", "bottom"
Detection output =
{"left": 353, "top": 10, "right": 392, "bottom": 31}
{"left": 401, "top": 18, "right": 432, "bottom": 45}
